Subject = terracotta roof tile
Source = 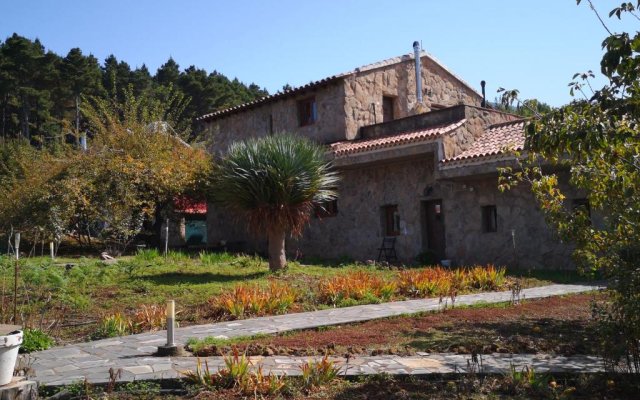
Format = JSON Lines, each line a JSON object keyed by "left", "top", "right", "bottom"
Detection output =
{"left": 174, "top": 196, "right": 207, "bottom": 215}
{"left": 443, "top": 120, "right": 525, "bottom": 164}
{"left": 196, "top": 76, "right": 341, "bottom": 121}
{"left": 331, "top": 119, "right": 466, "bottom": 157}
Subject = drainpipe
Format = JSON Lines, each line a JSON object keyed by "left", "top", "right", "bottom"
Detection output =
{"left": 413, "top": 41, "right": 423, "bottom": 104}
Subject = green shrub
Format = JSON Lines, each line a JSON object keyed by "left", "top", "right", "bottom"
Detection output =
{"left": 20, "top": 328, "right": 54, "bottom": 353}
{"left": 167, "top": 250, "right": 190, "bottom": 263}
{"left": 91, "top": 313, "right": 131, "bottom": 340}
{"left": 234, "top": 254, "right": 265, "bottom": 269}
{"left": 199, "top": 251, "right": 235, "bottom": 265}
{"left": 135, "top": 248, "right": 160, "bottom": 262}
{"left": 300, "top": 355, "right": 340, "bottom": 391}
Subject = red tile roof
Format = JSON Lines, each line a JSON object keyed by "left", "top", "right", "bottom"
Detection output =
{"left": 331, "top": 119, "right": 466, "bottom": 157}
{"left": 174, "top": 196, "right": 207, "bottom": 215}
{"left": 196, "top": 76, "right": 341, "bottom": 122}
{"left": 443, "top": 120, "right": 526, "bottom": 164}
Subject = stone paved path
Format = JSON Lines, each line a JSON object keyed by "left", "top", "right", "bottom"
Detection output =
{"left": 30, "top": 283, "right": 602, "bottom": 386}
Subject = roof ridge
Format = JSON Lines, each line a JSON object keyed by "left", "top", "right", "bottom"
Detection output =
{"left": 487, "top": 119, "right": 527, "bottom": 129}
{"left": 198, "top": 49, "right": 483, "bottom": 122}
{"left": 331, "top": 118, "right": 465, "bottom": 147}
{"left": 331, "top": 119, "right": 466, "bottom": 157}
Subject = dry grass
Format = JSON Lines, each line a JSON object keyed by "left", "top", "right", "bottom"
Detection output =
{"left": 210, "top": 280, "right": 297, "bottom": 318}
{"left": 319, "top": 265, "right": 507, "bottom": 305}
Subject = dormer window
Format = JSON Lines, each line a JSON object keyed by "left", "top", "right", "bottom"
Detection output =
{"left": 297, "top": 97, "right": 317, "bottom": 126}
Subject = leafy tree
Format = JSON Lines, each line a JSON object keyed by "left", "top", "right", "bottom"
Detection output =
{"left": 499, "top": 0, "right": 640, "bottom": 372}
{"left": 0, "top": 87, "right": 211, "bottom": 253}
{"left": 0, "top": 140, "right": 71, "bottom": 245}
{"left": 78, "top": 86, "right": 211, "bottom": 251}
{"left": 211, "top": 134, "right": 339, "bottom": 272}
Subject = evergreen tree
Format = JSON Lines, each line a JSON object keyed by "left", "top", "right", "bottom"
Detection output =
{"left": 60, "top": 48, "right": 103, "bottom": 142}
{"left": 0, "top": 34, "right": 269, "bottom": 143}
{"left": 155, "top": 57, "right": 180, "bottom": 86}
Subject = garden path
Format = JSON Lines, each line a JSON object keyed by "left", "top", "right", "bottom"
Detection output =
{"left": 30, "top": 283, "right": 602, "bottom": 385}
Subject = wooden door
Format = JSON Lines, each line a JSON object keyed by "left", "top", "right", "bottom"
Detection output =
{"left": 422, "top": 200, "right": 446, "bottom": 261}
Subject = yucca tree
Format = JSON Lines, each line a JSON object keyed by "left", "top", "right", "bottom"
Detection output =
{"left": 212, "top": 133, "right": 339, "bottom": 272}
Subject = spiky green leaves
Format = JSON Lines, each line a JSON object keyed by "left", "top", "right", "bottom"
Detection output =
{"left": 212, "top": 133, "right": 339, "bottom": 237}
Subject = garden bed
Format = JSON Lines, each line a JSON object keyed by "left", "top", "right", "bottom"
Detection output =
{"left": 187, "top": 293, "right": 603, "bottom": 358}
{"left": 0, "top": 250, "right": 589, "bottom": 347}
{"left": 43, "top": 371, "right": 640, "bottom": 400}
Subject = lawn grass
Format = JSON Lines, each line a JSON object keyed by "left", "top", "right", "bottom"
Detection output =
{"left": 0, "top": 251, "right": 593, "bottom": 344}
{"left": 185, "top": 333, "right": 270, "bottom": 354}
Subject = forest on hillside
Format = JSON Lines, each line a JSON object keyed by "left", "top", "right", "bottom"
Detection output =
{"left": 0, "top": 33, "right": 269, "bottom": 143}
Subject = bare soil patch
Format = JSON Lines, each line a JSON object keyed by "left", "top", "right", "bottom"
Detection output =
{"left": 190, "top": 293, "right": 604, "bottom": 357}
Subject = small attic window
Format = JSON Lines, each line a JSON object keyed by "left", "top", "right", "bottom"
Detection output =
{"left": 382, "top": 96, "right": 395, "bottom": 122}
{"left": 297, "top": 97, "right": 317, "bottom": 126}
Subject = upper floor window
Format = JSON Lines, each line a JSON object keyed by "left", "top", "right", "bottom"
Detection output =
{"left": 297, "top": 97, "right": 317, "bottom": 126}
{"left": 382, "top": 96, "right": 395, "bottom": 122}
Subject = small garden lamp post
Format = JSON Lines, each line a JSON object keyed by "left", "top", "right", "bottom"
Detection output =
{"left": 156, "top": 299, "right": 181, "bottom": 356}
{"left": 12, "top": 233, "right": 20, "bottom": 323}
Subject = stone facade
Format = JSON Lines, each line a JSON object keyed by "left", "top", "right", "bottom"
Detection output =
{"left": 342, "top": 56, "right": 481, "bottom": 139}
{"left": 200, "top": 49, "right": 575, "bottom": 269}
{"left": 204, "top": 82, "right": 347, "bottom": 154}
{"left": 437, "top": 176, "right": 576, "bottom": 269}
{"left": 202, "top": 53, "right": 483, "bottom": 154}
{"left": 292, "top": 156, "right": 436, "bottom": 261}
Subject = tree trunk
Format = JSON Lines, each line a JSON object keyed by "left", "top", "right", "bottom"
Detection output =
{"left": 2, "top": 94, "right": 7, "bottom": 140}
{"left": 75, "top": 95, "right": 80, "bottom": 145}
{"left": 267, "top": 229, "right": 287, "bottom": 272}
{"left": 21, "top": 94, "right": 29, "bottom": 139}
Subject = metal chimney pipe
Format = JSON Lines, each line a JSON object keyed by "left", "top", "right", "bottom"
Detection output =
{"left": 481, "top": 80, "right": 487, "bottom": 108}
{"left": 413, "top": 41, "right": 423, "bottom": 104}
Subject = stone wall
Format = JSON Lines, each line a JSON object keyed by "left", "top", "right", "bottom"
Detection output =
{"left": 437, "top": 175, "right": 575, "bottom": 269}
{"left": 207, "top": 205, "right": 266, "bottom": 253}
{"left": 291, "top": 156, "right": 436, "bottom": 261}
{"left": 343, "top": 56, "right": 483, "bottom": 140}
{"left": 204, "top": 82, "right": 346, "bottom": 154}
{"left": 162, "top": 217, "right": 186, "bottom": 248}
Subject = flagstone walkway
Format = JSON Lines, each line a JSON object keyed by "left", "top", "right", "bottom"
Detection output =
{"left": 30, "top": 283, "right": 602, "bottom": 386}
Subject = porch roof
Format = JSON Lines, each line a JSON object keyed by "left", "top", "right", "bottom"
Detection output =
{"left": 330, "top": 119, "right": 465, "bottom": 158}
{"left": 441, "top": 120, "right": 525, "bottom": 167}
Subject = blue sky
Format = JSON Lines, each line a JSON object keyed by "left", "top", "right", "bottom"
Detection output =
{"left": 1, "top": 1, "right": 635, "bottom": 106}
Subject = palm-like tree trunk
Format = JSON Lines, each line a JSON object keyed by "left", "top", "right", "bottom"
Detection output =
{"left": 267, "top": 229, "right": 286, "bottom": 272}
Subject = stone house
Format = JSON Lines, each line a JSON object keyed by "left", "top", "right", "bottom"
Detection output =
{"left": 198, "top": 43, "right": 578, "bottom": 269}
